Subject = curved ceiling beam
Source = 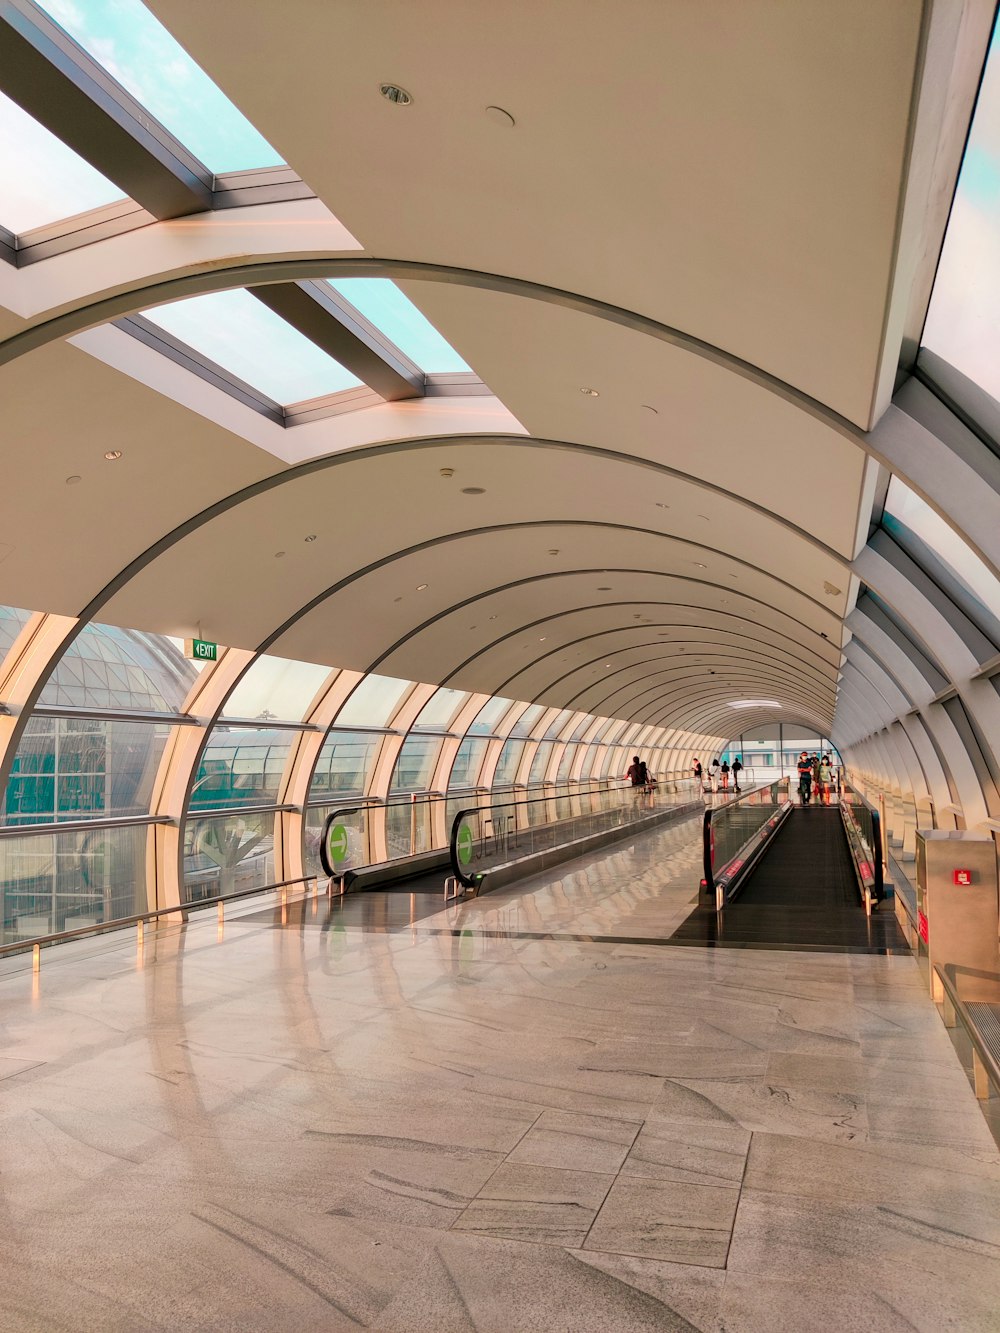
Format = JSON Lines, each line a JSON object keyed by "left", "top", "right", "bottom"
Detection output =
{"left": 520, "top": 632, "right": 837, "bottom": 706}
{"left": 75, "top": 435, "right": 848, "bottom": 631}
{"left": 0, "top": 256, "right": 869, "bottom": 461}
{"left": 525, "top": 628, "right": 838, "bottom": 701}
{"left": 431, "top": 596, "right": 838, "bottom": 694}
{"left": 580, "top": 664, "right": 833, "bottom": 722}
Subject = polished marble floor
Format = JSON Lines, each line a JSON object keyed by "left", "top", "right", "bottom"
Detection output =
{"left": 2, "top": 812, "right": 999, "bottom": 1331}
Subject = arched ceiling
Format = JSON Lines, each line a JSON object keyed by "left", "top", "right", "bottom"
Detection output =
{"left": 0, "top": 0, "right": 990, "bottom": 742}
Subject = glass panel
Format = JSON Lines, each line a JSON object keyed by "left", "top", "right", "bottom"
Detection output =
{"left": 389, "top": 736, "right": 441, "bottom": 792}
{"left": 143, "top": 291, "right": 362, "bottom": 403}
{"left": 309, "top": 730, "right": 381, "bottom": 799}
{"left": 3, "top": 716, "right": 170, "bottom": 824}
{"left": 190, "top": 727, "right": 292, "bottom": 809}
{"left": 449, "top": 737, "right": 487, "bottom": 788}
{"left": 39, "top": 622, "right": 196, "bottom": 712}
{"left": 327, "top": 279, "right": 471, "bottom": 372}
{"left": 542, "top": 709, "right": 574, "bottom": 740}
{"left": 922, "top": 22, "right": 1000, "bottom": 406}
{"left": 223, "top": 655, "right": 331, "bottom": 722}
{"left": 183, "top": 811, "right": 275, "bottom": 902}
{"left": 0, "top": 605, "right": 33, "bottom": 661}
{"left": 883, "top": 477, "right": 1000, "bottom": 644}
{"left": 466, "top": 696, "right": 514, "bottom": 735}
{"left": 556, "top": 744, "right": 578, "bottom": 781}
{"left": 0, "top": 91, "right": 125, "bottom": 233}
{"left": 335, "top": 674, "right": 410, "bottom": 727}
{"left": 410, "top": 686, "right": 468, "bottom": 731}
{"left": 0, "top": 823, "right": 148, "bottom": 943}
{"left": 37, "top": 0, "right": 282, "bottom": 173}
{"left": 493, "top": 738, "right": 526, "bottom": 786}
{"left": 509, "top": 703, "right": 545, "bottom": 737}
{"left": 528, "top": 741, "right": 554, "bottom": 782}
{"left": 567, "top": 713, "right": 597, "bottom": 742}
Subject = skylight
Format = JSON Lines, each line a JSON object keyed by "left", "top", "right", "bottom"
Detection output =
{"left": 0, "top": 90, "right": 125, "bottom": 232}
{"left": 922, "top": 21, "right": 1000, "bottom": 404}
{"left": 143, "top": 290, "right": 362, "bottom": 404}
{"left": 328, "top": 279, "right": 472, "bottom": 373}
{"left": 38, "top": 0, "right": 282, "bottom": 173}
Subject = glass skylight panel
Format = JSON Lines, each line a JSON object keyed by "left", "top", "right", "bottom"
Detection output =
{"left": 922, "top": 22, "right": 1000, "bottom": 404}
{"left": 328, "top": 279, "right": 472, "bottom": 373}
{"left": 37, "top": 0, "right": 282, "bottom": 172}
{"left": 884, "top": 476, "right": 1000, "bottom": 621}
{"left": 0, "top": 91, "right": 125, "bottom": 232}
{"left": 142, "top": 290, "right": 362, "bottom": 403}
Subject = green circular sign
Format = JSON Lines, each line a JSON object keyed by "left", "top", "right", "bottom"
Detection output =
{"left": 328, "top": 824, "right": 349, "bottom": 863}
{"left": 457, "top": 824, "right": 473, "bottom": 866}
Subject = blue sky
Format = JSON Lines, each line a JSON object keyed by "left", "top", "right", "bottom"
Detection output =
{"left": 40, "top": 0, "right": 280, "bottom": 172}
{"left": 923, "top": 20, "right": 1000, "bottom": 403}
{"left": 329, "top": 280, "right": 472, "bottom": 374}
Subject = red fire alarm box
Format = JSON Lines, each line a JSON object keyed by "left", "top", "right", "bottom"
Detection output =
{"left": 953, "top": 868, "right": 973, "bottom": 886}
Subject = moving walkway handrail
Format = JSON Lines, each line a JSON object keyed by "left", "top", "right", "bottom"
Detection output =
{"left": 702, "top": 779, "right": 791, "bottom": 904}
{"left": 449, "top": 779, "right": 696, "bottom": 890}
{"left": 0, "top": 874, "right": 318, "bottom": 964}
{"left": 839, "top": 777, "right": 884, "bottom": 908}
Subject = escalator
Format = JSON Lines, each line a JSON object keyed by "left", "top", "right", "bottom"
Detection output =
{"left": 670, "top": 807, "right": 909, "bottom": 952}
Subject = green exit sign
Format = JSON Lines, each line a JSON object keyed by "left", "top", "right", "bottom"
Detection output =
{"left": 184, "top": 638, "right": 219, "bottom": 662}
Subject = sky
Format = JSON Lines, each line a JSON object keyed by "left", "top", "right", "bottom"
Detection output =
{"left": 143, "top": 290, "right": 362, "bottom": 404}
{"left": 922, "top": 22, "right": 1000, "bottom": 405}
{"left": 39, "top": 0, "right": 281, "bottom": 172}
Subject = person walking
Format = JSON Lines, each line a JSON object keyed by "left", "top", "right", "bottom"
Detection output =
{"left": 797, "top": 751, "right": 813, "bottom": 806}
{"left": 731, "top": 756, "right": 743, "bottom": 790}
{"left": 626, "top": 755, "right": 648, "bottom": 788}
{"left": 817, "top": 754, "right": 833, "bottom": 805}
{"left": 719, "top": 760, "right": 730, "bottom": 791}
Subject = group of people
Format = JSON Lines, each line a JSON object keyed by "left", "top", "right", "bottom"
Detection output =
{"left": 691, "top": 756, "right": 743, "bottom": 793}
{"left": 625, "top": 755, "right": 655, "bottom": 792}
{"left": 797, "top": 751, "right": 836, "bottom": 805}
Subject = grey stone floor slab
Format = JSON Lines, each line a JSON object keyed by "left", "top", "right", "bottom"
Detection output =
{"left": 1, "top": 809, "right": 998, "bottom": 1329}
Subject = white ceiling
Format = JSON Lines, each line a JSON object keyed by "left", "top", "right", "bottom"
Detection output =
{"left": 0, "top": 0, "right": 986, "bottom": 738}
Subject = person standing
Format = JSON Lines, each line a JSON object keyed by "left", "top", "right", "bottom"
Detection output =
{"left": 626, "top": 755, "right": 648, "bottom": 788}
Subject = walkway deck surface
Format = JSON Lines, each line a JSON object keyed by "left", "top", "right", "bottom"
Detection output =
{"left": 2, "top": 811, "right": 999, "bottom": 1331}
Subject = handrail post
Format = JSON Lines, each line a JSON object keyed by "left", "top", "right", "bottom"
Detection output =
{"left": 878, "top": 793, "right": 889, "bottom": 871}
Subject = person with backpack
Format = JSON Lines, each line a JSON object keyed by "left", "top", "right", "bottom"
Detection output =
{"left": 731, "top": 756, "right": 743, "bottom": 790}
{"left": 719, "top": 759, "right": 730, "bottom": 791}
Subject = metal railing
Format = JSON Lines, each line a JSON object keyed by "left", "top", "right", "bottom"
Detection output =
{"left": 839, "top": 778, "right": 885, "bottom": 913}
{"left": 0, "top": 874, "right": 320, "bottom": 969}
{"left": 932, "top": 962, "right": 1000, "bottom": 1105}
{"left": 701, "top": 779, "right": 791, "bottom": 907}
{"left": 449, "top": 780, "right": 701, "bottom": 891}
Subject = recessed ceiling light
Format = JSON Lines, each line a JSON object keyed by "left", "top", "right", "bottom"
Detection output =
{"left": 380, "top": 82, "right": 412, "bottom": 105}
{"left": 304, "top": 534, "right": 317, "bottom": 542}
{"left": 693, "top": 562, "right": 707, "bottom": 569}
{"left": 394, "top": 596, "right": 403, "bottom": 603}
{"left": 728, "top": 699, "right": 781, "bottom": 709}
{"left": 274, "top": 551, "right": 286, "bottom": 559}
{"left": 104, "top": 450, "right": 122, "bottom": 461}
{"left": 580, "top": 387, "right": 600, "bottom": 397}
{"left": 548, "top": 548, "right": 560, "bottom": 556}
{"left": 605, "top": 663, "right": 612, "bottom": 668}
{"left": 439, "top": 467, "right": 455, "bottom": 478}
{"left": 488, "top": 614, "right": 498, "bottom": 620}
{"left": 461, "top": 486, "right": 485, "bottom": 495}
{"left": 597, "top": 586, "right": 612, "bottom": 591}
{"left": 65, "top": 475, "right": 81, "bottom": 486}
{"left": 539, "top": 636, "right": 547, "bottom": 641}
{"left": 485, "top": 105, "right": 515, "bottom": 127}
{"left": 415, "top": 583, "right": 428, "bottom": 591}
{"left": 655, "top": 502, "right": 669, "bottom": 509}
